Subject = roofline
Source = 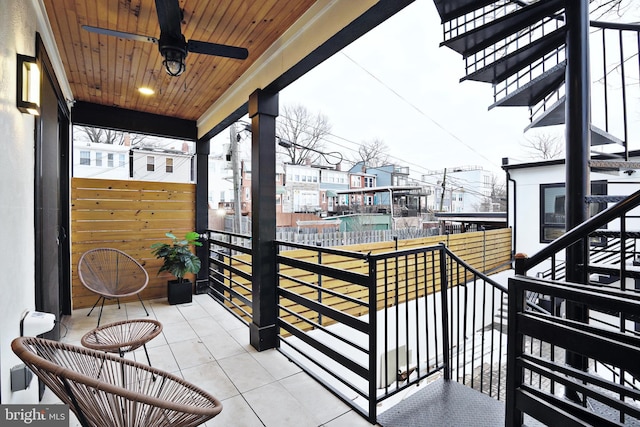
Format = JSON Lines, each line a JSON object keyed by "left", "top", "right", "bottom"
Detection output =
{"left": 336, "top": 185, "right": 424, "bottom": 194}
{"left": 501, "top": 150, "right": 640, "bottom": 171}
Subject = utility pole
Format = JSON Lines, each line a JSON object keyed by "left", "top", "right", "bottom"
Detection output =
{"left": 439, "top": 168, "right": 447, "bottom": 235}
{"left": 439, "top": 168, "right": 447, "bottom": 212}
{"left": 230, "top": 123, "right": 242, "bottom": 234}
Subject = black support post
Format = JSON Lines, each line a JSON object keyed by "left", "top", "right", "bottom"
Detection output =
{"left": 564, "top": 0, "right": 591, "bottom": 390}
{"left": 195, "top": 137, "right": 210, "bottom": 294}
{"left": 248, "top": 89, "right": 279, "bottom": 351}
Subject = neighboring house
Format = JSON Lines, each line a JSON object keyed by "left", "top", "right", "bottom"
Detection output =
{"left": 346, "top": 162, "right": 377, "bottom": 210}
{"left": 282, "top": 163, "right": 321, "bottom": 213}
{"left": 73, "top": 141, "right": 194, "bottom": 183}
{"left": 208, "top": 154, "right": 235, "bottom": 216}
{"left": 502, "top": 153, "right": 640, "bottom": 258}
{"left": 318, "top": 167, "right": 349, "bottom": 214}
{"left": 130, "top": 146, "right": 193, "bottom": 182}
{"left": 421, "top": 166, "right": 495, "bottom": 213}
{"left": 73, "top": 141, "right": 130, "bottom": 179}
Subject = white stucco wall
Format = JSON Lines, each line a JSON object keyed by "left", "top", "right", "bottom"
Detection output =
{"left": 506, "top": 159, "right": 640, "bottom": 268}
{"left": 0, "top": 0, "right": 39, "bottom": 403}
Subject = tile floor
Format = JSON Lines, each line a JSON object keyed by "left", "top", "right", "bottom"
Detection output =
{"left": 45, "top": 294, "right": 379, "bottom": 427}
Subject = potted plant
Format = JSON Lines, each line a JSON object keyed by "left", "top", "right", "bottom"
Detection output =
{"left": 151, "top": 231, "right": 202, "bottom": 305}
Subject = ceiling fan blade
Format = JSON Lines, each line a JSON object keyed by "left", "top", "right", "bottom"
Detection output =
{"left": 155, "top": 0, "right": 183, "bottom": 39}
{"left": 82, "top": 25, "right": 158, "bottom": 44}
{"left": 187, "top": 40, "right": 249, "bottom": 60}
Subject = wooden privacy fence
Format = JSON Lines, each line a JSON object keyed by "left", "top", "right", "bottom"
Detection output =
{"left": 71, "top": 178, "right": 196, "bottom": 309}
{"left": 278, "top": 228, "right": 512, "bottom": 326}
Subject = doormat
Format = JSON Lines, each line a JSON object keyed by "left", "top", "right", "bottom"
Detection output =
{"left": 377, "top": 379, "right": 505, "bottom": 427}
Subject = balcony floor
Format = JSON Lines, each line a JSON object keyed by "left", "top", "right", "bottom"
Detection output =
{"left": 44, "top": 294, "right": 378, "bottom": 426}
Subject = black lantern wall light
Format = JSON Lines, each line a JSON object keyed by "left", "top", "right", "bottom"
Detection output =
{"left": 16, "top": 54, "right": 40, "bottom": 115}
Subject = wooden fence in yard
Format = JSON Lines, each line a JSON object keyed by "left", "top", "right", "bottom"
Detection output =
{"left": 71, "top": 177, "right": 196, "bottom": 309}
{"left": 213, "top": 228, "right": 513, "bottom": 329}
{"left": 71, "top": 176, "right": 512, "bottom": 317}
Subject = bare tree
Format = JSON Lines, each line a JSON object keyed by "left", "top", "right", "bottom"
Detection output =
{"left": 277, "top": 104, "right": 332, "bottom": 165}
{"left": 590, "top": 0, "right": 632, "bottom": 19}
{"left": 357, "top": 138, "right": 389, "bottom": 167}
{"left": 522, "top": 133, "right": 564, "bottom": 160}
{"left": 75, "top": 126, "right": 146, "bottom": 147}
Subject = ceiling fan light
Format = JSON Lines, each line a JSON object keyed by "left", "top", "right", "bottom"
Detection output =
{"left": 161, "top": 46, "right": 186, "bottom": 77}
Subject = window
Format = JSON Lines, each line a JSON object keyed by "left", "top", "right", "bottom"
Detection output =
{"left": 365, "top": 196, "right": 373, "bottom": 205}
{"left": 79, "top": 151, "right": 90, "bottom": 165}
{"left": 166, "top": 158, "right": 174, "bottom": 173}
{"left": 351, "top": 176, "right": 361, "bottom": 188}
{"left": 95, "top": 152, "right": 102, "bottom": 167}
{"left": 365, "top": 177, "right": 374, "bottom": 188}
{"left": 147, "top": 156, "right": 155, "bottom": 172}
{"left": 540, "top": 181, "right": 607, "bottom": 243}
{"left": 118, "top": 154, "right": 125, "bottom": 168}
{"left": 107, "top": 153, "right": 114, "bottom": 167}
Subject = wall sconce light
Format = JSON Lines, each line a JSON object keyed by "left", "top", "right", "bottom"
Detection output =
{"left": 17, "top": 54, "right": 40, "bottom": 115}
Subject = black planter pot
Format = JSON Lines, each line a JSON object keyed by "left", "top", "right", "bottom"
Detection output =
{"left": 168, "top": 279, "right": 193, "bottom": 305}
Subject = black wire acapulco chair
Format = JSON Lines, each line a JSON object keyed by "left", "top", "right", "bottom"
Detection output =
{"left": 12, "top": 337, "right": 223, "bottom": 427}
{"left": 78, "top": 248, "right": 150, "bottom": 326}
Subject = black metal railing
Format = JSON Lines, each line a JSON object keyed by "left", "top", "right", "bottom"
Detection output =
{"left": 206, "top": 229, "right": 253, "bottom": 325}
{"left": 506, "top": 275, "right": 640, "bottom": 427}
{"left": 275, "top": 241, "right": 509, "bottom": 423}
{"left": 517, "top": 188, "right": 640, "bottom": 280}
{"left": 508, "top": 190, "right": 640, "bottom": 425}
{"left": 529, "top": 20, "right": 640, "bottom": 153}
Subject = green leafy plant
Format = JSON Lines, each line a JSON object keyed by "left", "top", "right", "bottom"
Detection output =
{"left": 150, "top": 232, "right": 202, "bottom": 283}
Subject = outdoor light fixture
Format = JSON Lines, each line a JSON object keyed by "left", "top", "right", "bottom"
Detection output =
{"left": 159, "top": 36, "right": 187, "bottom": 77}
{"left": 17, "top": 54, "right": 40, "bottom": 115}
{"left": 138, "top": 86, "right": 155, "bottom": 96}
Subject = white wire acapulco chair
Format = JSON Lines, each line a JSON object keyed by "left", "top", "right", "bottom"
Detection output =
{"left": 12, "top": 336, "right": 223, "bottom": 427}
{"left": 78, "top": 248, "right": 150, "bottom": 326}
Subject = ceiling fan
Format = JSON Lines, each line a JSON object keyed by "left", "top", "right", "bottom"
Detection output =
{"left": 82, "top": 0, "right": 249, "bottom": 77}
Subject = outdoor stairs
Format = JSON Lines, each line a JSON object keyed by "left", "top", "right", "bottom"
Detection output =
{"left": 432, "top": 0, "right": 640, "bottom": 174}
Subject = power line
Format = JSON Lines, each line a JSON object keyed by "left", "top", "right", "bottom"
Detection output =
{"left": 340, "top": 52, "right": 503, "bottom": 169}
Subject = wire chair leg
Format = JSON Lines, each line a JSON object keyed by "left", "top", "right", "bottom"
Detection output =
{"left": 62, "top": 377, "right": 91, "bottom": 427}
{"left": 97, "top": 298, "right": 106, "bottom": 327}
{"left": 142, "top": 344, "right": 157, "bottom": 381}
{"left": 137, "top": 294, "right": 149, "bottom": 316}
{"left": 87, "top": 296, "right": 103, "bottom": 316}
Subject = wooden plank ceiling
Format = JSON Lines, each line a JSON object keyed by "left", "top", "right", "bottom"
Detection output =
{"left": 43, "top": 0, "right": 316, "bottom": 122}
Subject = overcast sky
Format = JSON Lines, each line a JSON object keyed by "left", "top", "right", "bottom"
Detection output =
{"left": 279, "top": 0, "right": 548, "bottom": 177}
{"left": 212, "top": 0, "right": 639, "bottom": 179}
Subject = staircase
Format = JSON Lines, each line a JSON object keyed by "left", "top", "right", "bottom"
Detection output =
{"left": 429, "top": 2, "right": 640, "bottom": 426}
{"left": 432, "top": 0, "right": 640, "bottom": 172}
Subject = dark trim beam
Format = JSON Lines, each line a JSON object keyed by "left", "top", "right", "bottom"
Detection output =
{"left": 248, "top": 89, "right": 279, "bottom": 351}
{"left": 72, "top": 101, "right": 197, "bottom": 140}
{"left": 195, "top": 137, "right": 210, "bottom": 295}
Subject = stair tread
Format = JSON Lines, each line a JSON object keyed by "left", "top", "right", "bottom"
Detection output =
{"left": 591, "top": 125, "right": 625, "bottom": 146}
{"left": 433, "top": 0, "right": 496, "bottom": 23}
{"left": 585, "top": 195, "right": 628, "bottom": 203}
{"left": 589, "top": 159, "right": 640, "bottom": 169}
{"left": 491, "top": 61, "right": 566, "bottom": 108}
{"left": 525, "top": 95, "right": 566, "bottom": 129}
{"left": 441, "top": 0, "right": 565, "bottom": 57}
{"left": 463, "top": 28, "right": 566, "bottom": 84}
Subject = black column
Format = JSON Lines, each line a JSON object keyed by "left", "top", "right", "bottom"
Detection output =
{"left": 248, "top": 89, "right": 279, "bottom": 351}
{"left": 195, "top": 137, "right": 210, "bottom": 294}
{"left": 564, "top": 0, "right": 590, "bottom": 382}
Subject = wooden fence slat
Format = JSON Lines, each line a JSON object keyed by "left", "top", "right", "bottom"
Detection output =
{"left": 71, "top": 177, "right": 196, "bottom": 309}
